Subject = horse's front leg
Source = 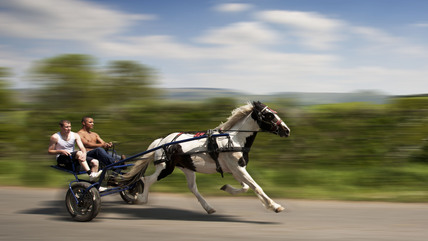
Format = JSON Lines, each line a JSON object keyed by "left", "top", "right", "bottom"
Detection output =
{"left": 178, "top": 167, "right": 216, "bottom": 214}
{"left": 233, "top": 166, "right": 284, "bottom": 213}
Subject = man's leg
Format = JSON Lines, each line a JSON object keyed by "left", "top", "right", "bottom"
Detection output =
{"left": 75, "top": 151, "right": 90, "bottom": 172}
{"left": 76, "top": 151, "right": 101, "bottom": 180}
{"left": 87, "top": 147, "right": 115, "bottom": 166}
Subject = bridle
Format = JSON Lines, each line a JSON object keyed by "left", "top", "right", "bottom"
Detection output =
{"left": 251, "top": 105, "right": 284, "bottom": 135}
{"left": 216, "top": 104, "right": 284, "bottom": 135}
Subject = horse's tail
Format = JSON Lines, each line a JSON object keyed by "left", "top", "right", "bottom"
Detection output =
{"left": 117, "top": 138, "right": 163, "bottom": 185}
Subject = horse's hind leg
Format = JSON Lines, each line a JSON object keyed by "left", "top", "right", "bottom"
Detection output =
{"left": 178, "top": 167, "right": 216, "bottom": 214}
{"left": 138, "top": 162, "right": 166, "bottom": 204}
{"left": 220, "top": 182, "right": 249, "bottom": 195}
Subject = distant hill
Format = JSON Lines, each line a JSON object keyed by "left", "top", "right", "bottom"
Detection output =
{"left": 162, "top": 88, "right": 390, "bottom": 105}
{"left": 15, "top": 87, "right": 424, "bottom": 106}
{"left": 161, "top": 88, "right": 244, "bottom": 101}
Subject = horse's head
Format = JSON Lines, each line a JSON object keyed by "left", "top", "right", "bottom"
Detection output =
{"left": 251, "top": 101, "right": 290, "bottom": 137}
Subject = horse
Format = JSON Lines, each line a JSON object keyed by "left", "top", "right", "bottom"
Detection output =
{"left": 119, "top": 101, "right": 291, "bottom": 214}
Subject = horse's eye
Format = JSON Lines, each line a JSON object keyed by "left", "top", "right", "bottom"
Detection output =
{"left": 264, "top": 113, "right": 275, "bottom": 121}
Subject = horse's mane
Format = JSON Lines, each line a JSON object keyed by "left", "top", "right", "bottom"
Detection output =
{"left": 216, "top": 102, "right": 254, "bottom": 131}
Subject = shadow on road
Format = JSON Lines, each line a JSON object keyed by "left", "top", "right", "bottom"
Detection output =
{"left": 19, "top": 199, "right": 279, "bottom": 225}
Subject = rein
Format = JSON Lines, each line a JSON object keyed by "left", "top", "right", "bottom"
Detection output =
{"left": 219, "top": 129, "right": 264, "bottom": 133}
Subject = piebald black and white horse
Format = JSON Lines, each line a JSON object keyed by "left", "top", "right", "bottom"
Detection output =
{"left": 120, "top": 101, "right": 290, "bottom": 214}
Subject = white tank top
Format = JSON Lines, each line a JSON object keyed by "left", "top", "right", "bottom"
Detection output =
{"left": 55, "top": 131, "right": 76, "bottom": 157}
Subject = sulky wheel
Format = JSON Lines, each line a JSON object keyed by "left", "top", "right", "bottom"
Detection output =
{"left": 65, "top": 182, "right": 101, "bottom": 222}
{"left": 120, "top": 180, "right": 144, "bottom": 204}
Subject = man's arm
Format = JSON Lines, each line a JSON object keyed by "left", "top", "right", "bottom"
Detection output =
{"left": 48, "top": 134, "right": 69, "bottom": 156}
{"left": 75, "top": 133, "right": 87, "bottom": 155}
{"left": 78, "top": 130, "right": 111, "bottom": 149}
{"left": 96, "top": 134, "right": 112, "bottom": 149}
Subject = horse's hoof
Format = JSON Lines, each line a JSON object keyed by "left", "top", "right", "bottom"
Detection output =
{"left": 275, "top": 206, "right": 284, "bottom": 213}
{"left": 220, "top": 185, "right": 227, "bottom": 191}
{"left": 136, "top": 195, "right": 148, "bottom": 205}
{"left": 207, "top": 209, "right": 216, "bottom": 214}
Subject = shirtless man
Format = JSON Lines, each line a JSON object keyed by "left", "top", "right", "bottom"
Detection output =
{"left": 78, "top": 117, "right": 117, "bottom": 167}
{"left": 48, "top": 119, "right": 101, "bottom": 181}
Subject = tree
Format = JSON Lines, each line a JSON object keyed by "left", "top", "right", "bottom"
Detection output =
{"left": 0, "top": 67, "right": 12, "bottom": 109}
{"left": 104, "top": 60, "right": 157, "bottom": 103}
{"left": 31, "top": 54, "right": 102, "bottom": 111}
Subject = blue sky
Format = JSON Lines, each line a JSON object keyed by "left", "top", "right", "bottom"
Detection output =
{"left": 1, "top": 0, "right": 428, "bottom": 95}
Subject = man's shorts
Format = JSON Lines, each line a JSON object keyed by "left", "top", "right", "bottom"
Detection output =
{"left": 56, "top": 151, "right": 93, "bottom": 171}
{"left": 56, "top": 151, "right": 79, "bottom": 171}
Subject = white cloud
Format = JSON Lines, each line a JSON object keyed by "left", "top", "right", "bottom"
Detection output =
{"left": 411, "top": 22, "right": 428, "bottom": 28}
{"left": 256, "top": 10, "right": 345, "bottom": 50}
{"left": 97, "top": 35, "right": 209, "bottom": 59}
{"left": 351, "top": 26, "right": 399, "bottom": 44}
{"left": 330, "top": 66, "right": 428, "bottom": 94}
{"left": 196, "top": 22, "right": 278, "bottom": 45}
{"left": 257, "top": 10, "right": 343, "bottom": 31}
{"left": 350, "top": 26, "right": 428, "bottom": 56}
{"left": 214, "top": 3, "right": 253, "bottom": 13}
{"left": 0, "top": 46, "right": 27, "bottom": 67}
{"left": 0, "top": 46, "right": 37, "bottom": 88}
{"left": 0, "top": 0, "right": 154, "bottom": 40}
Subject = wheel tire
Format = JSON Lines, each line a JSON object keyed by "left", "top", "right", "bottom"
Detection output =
{"left": 120, "top": 180, "right": 144, "bottom": 204}
{"left": 65, "top": 182, "right": 101, "bottom": 222}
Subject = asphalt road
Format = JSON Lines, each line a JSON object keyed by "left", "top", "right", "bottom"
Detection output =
{"left": 1, "top": 186, "right": 428, "bottom": 241}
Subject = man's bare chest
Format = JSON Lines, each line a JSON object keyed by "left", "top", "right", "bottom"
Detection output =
{"left": 82, "top": 133, "right": 98, "bottom": 143}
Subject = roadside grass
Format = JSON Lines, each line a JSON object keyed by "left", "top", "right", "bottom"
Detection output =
{"left": 2, "top": 159, "right": 427, "bottom": 202}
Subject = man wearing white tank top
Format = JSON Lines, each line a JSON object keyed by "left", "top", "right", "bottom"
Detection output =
{"left": 48, "top": 119, "right": 102, "bottom": 181}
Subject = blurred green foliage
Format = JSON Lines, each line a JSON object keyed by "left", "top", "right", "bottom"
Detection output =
{"left": 1, "top": 54, "right": 428, "bottom": 202}
{"left": 0, "top": 67, "right": 13, "bottom": 109}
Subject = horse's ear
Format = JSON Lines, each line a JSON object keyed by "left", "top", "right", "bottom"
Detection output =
{"left": 252, "top": 101, "right": 261, "bottom": 106}
{"left": 252, "top": 101, "right": 263, "bottom": 109}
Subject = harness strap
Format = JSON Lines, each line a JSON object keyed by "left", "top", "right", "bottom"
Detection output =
{"left": 218, "top": 147, "right": 251, "bottom": 153}
{"left": 153, "top": 147, "right": 251, "bottom": 166}
{"left": 154, "top": 133, "right": 183, "bottom": 165}
{"left": 199, "top": 132, "right": 251, "bottom": 177}
{"left": 175, "top": 147, "right": 250, "bottom": 156}
{"left": 206, "top": 130, "right": 223, "bottom": 177}
{"left": 153, "top": 159, "right": 166, "bottom": 165}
